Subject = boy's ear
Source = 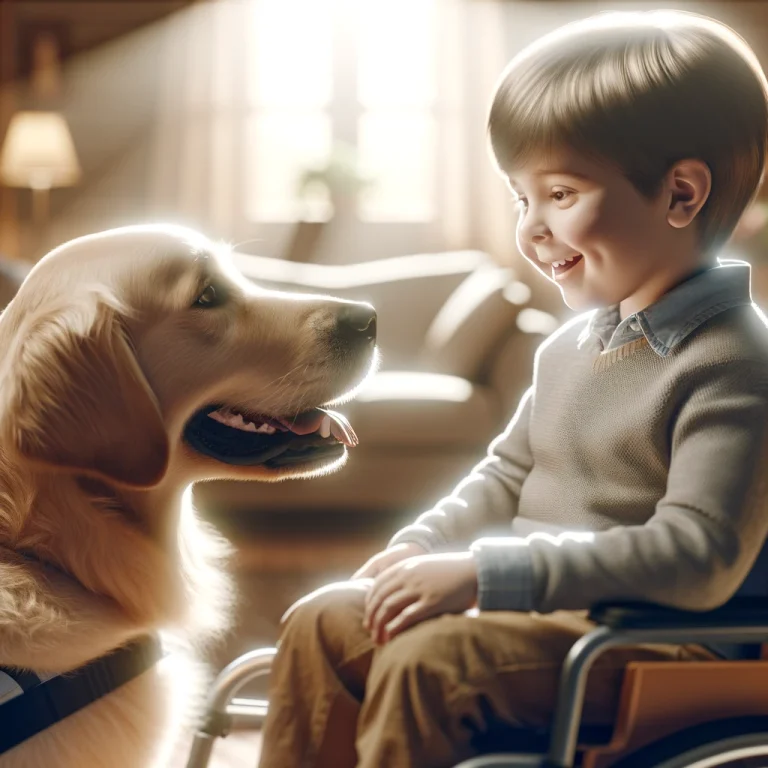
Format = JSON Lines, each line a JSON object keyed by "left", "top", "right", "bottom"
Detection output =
{"left": 666, "top": 159, "right": 712, "bottom": 230}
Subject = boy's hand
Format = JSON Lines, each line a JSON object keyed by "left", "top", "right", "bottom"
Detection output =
{"left": 364, "top": 552, "right": 478, "bottom": 644}
{"left": 353, "top": 542, "right": 427, "bottom": 580}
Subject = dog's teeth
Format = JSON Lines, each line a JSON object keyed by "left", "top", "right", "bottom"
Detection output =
{"left": 208, "top": 410, "right": 229, "bottom": 425}
{"left": 319, "top": 414, "right": 332, "bottom": 439}
{"left": 207, "top": 408, "right": 276, "bottom": 433}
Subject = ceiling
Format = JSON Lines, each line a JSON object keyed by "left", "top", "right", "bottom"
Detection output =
{"left": 1, "top": 0, "right": 194, "bottom": 82}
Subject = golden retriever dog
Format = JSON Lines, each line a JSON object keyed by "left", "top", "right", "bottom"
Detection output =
{"left": 0, "top": 223, "right": 378, "bottom": 767}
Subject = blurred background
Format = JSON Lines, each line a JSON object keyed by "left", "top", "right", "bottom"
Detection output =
{"left": 2, "top": 2, "right": 768, "bottom": 762}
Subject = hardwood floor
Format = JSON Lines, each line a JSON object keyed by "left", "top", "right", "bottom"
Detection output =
{"left": 171, "top": 729, "right": 261, "bottom": 768}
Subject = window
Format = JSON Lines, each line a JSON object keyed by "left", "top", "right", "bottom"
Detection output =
{"left": 243, "top": 0, "right": 440, "bottom": 223}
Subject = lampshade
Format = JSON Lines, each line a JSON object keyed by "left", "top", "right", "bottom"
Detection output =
{"left": 0, "top": 111, "right": 81, "bottom": 190}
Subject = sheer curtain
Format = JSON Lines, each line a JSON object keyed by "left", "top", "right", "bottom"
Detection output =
{"left": 146, "top": 0, "right": 521, "bottom": 264}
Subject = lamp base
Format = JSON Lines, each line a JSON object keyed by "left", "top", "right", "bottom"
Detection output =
{"left": 31, "top": 186, "right": 49, "bottom": 226}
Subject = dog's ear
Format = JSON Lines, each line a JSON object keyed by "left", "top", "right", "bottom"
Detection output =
{"left": 0, "top": 296, "right": 169, "bottom": 488}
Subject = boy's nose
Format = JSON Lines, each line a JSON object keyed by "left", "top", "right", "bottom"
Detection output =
{"left": 517, "top": 201, "right": 551, "bottom": 243}
{"left": 519, "top": 217, "right": 552, "bottom": 244}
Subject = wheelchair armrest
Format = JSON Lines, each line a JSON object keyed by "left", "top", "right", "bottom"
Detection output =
{"left": 589, "top": 597, "right": 768, "bottom": 631}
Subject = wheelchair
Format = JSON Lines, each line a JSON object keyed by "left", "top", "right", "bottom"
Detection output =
{"left": 186, "top": 597, "right": 768, "bottom": 768}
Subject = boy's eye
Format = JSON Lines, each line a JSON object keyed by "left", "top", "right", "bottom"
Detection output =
{"left": 514, "top": 196, "right": 529, "bottom": 210}
{"left": 550, "top": 189, "right": 572, "bottom": 202}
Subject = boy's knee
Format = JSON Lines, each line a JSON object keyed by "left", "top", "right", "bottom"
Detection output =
{"left": 280, "top": 579, "right": 369, "bottom": 637}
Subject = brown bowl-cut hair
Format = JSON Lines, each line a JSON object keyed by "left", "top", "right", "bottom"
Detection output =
{"left": 488, "top": 10, "right": 768, "bottom": 254}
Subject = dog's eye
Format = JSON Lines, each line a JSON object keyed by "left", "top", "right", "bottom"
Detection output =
{"left": 193, "top": 284, "right": 221, "bottom": 308}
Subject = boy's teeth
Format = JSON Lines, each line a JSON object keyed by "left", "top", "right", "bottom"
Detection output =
{"left": 553, "top": 255, "right": 578, "bottom": 268}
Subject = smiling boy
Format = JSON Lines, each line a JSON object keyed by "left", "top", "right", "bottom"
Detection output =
{"left": 259, "top": 11, "right": 768, "bottom": 768}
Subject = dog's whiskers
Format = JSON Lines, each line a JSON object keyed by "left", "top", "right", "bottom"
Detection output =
{"left": 230, "top": 237, "right": 264, "bottom": 252}
{"left": 272, "top": 374, "right": 304, "bottom": 427}
{"left": 258, "top": 361, "right": 307, "bottom": 391}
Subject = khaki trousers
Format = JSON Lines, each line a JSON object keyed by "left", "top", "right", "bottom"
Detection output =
{"left": 258, "top": 580, "right": 713, "bottom": 768}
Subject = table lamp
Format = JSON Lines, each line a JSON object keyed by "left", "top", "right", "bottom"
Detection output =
{"left": 0, "top": 110, "right": 81, "bottom": 225}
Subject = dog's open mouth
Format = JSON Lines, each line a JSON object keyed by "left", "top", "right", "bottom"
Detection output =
{"left": 183, "top": 405, "right": 358, "bottom": 468}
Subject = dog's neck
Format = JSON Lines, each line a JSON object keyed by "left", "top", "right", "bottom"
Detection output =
{"left": 0, "top": 456, "right": 233, "bottom": 643}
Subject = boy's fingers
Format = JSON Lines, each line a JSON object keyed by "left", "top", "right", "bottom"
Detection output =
{"left": 356, "top": 548, "right": 410, "bottom": 580}
{"left": 364, "top": 585, "right": 391, "bottom": 630}
{"left": 354, "top": 553, "right": 389, "bottom": 580}
{"left": 384, "top": 601, "right": 427, "bottom": 641}
{"left": 364, "top": 570, "right": 402, "bottom": 626}
{"left": 371, "top": 590, "right": 415, "bottom": 643}
{"left": 353, "top": 563, "right": 373, "bottom": 579}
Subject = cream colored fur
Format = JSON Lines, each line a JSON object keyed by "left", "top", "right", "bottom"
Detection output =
{"left": 0, "top": 224, "right": 376, "bottom": 767}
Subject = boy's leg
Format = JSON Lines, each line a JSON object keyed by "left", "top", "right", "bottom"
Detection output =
{"left": 356, "top": 609, "right": 714, "bottom": 768}
{"left": 258, "top": 580, "right": 374, "bottom": 768}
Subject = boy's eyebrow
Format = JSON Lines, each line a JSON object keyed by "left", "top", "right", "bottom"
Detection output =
{"left": 532, "top": 169, "right": 591, "bottom": 181}
{"left": 506, "top": 170, "right": 592, "bottom": 188}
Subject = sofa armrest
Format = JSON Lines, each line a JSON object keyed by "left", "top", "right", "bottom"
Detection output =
{"left": 419, "top": 266, "right": 532, "bottom": 380}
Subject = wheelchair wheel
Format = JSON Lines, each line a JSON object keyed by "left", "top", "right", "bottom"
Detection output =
{"left": 611, "top": 716, "right": 768, "bottom": 768}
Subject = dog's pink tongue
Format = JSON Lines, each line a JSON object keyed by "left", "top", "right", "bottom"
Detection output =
{"left": 276, "top": 408, "right": 358, "bottom": 447}
{"left": 276, "top": 410, "right": 323, "bottom": 434}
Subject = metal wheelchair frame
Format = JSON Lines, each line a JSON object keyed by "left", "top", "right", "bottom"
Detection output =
{"left": 186, "top": 599, "right": 768, "bottom": 768}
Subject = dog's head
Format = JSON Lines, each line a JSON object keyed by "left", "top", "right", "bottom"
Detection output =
{"left": 0, "top": 224, "right": 378, "bottom": 490}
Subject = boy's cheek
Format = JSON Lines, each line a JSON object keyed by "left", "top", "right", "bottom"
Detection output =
{"left": 561, "top": 197, "right": 604, "bottom": 241}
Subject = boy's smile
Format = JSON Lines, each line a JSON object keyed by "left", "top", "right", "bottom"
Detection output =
{"left": 506, "top": 146, "right": 710, "bottom": 318}
{"left": 550, "top": 254, "right": 583, "bottom": 281}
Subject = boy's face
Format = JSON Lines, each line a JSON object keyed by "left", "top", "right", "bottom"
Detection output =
{"left": 506, "top": 146, "right": 687, "bottom": 314}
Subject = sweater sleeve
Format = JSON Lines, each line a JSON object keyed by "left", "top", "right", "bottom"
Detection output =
{"left": 388, "top": 385, "right": 535, "bottom": 553}
{"left": 471, "top": 360, "right": 768, "bottom": 613}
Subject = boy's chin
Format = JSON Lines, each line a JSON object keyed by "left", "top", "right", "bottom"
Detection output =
{"left": 559, "top": 287, "right": 599, "bottom": 312}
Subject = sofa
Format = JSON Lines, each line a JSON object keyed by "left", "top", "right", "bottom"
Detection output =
{"left": 194, "top": 250, "right": 559, "bottom": 520}
{"left": 0, "top": 258, "right": 30, "bottom": 310}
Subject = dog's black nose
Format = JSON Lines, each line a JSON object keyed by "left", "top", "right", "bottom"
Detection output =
{"left": 336, "top": 303, "right": 377, "bottom": 344}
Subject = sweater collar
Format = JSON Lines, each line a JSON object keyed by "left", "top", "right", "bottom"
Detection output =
{"left": 579, "top": 259, "right": 753, "bottom": 357}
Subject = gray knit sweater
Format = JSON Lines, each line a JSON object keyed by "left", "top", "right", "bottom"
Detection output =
{"left": 390, "top": 262, "right": 768, "bottom": 616}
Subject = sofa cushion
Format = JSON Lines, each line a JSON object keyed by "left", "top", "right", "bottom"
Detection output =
{"left": 346, "top": 372, "right": 500, "bottom": 448}
{"left": 420, "top": 266, "right": 531, "bottom": 380}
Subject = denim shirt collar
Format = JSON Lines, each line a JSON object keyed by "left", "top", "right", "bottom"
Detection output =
{"left": 577, "top": 259, "right": 753, "bottom": 357}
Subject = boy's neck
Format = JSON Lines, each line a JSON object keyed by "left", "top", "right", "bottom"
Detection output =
{"left": 618, "top": 252, "right": 716, "bottom": 320}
